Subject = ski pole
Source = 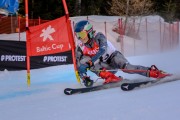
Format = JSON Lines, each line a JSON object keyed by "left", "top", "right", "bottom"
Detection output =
{"left": 89, "top": 68, "right": 148, "bottom": 73}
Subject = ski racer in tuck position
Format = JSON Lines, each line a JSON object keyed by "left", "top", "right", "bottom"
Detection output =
{"left": 74, "top": 20, "right": 168, "bottom": 87}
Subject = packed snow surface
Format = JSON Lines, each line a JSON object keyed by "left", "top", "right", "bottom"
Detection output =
{"left": 0, "top": 47, "right": 180, "bottom": 120}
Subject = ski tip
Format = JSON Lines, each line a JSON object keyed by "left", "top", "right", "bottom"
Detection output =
{"left": 121, "top": 83, "right": 131, "bottom": 91}
{"left": 64, "top": 88, "right": 73, "bottom": 95}
{"left": 157, "top": 73, "right": 173, "bottom": 79}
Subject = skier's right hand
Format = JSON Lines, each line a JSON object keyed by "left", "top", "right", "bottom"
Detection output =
{"left": 78, "top": 60, "right": 94, "bottom": 75}
{"left": 78, "top": 64, "right": 89, "bottom": 74}
{"left": 83, "top": 76, "right": 94, "bottom": 87}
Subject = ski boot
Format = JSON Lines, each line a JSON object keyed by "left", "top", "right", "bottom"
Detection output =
{"left": 99, "top": 69, "right": 122, "bottom": 84}
{"left": 148, "top": 65, "right": 172, "bottom": 79}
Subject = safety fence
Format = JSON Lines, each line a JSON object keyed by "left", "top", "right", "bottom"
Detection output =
{"left": 71, "top": 16, "right": 179, "bottom": 56}
{"left": 0, "top": 15, "right": 179, "bottom": 57}
{"left": 0, "top": 16, "right": 49, "bottom": 34}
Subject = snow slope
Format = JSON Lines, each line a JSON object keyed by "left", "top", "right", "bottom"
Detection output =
{"left": 0, "top": 47, "right": 180, "bottom": 120}
{"left": 0, "top": 15, "right": 180, "bottom": 120}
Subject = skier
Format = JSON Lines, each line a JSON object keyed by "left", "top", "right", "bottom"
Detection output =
{"left": 74, "top": 20, "right": 167, "bottom": 87}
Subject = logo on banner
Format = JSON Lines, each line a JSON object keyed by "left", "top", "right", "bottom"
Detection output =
{"left": 43, "top": 56, "right": 67, "bottom": 62}
{"left": 1, "top": 55, "right": 26, "bottom": 62}
{"left": 35, "top": 25, "right": 64, "bottom": 53}
{"left": 40, "top": 25, "right": 55, "bottom": 41}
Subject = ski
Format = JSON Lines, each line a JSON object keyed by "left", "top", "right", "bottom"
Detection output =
{"left": 64, "top": 73, "right": 176, "bottom": 94}
{"left": 121, "top": 81, "right": 155, "bottom": 91}
{"left": 121, "top": 74, "right": 180, "bottom": 91}
{"left": 64, "top": 79, "right": 129, "bottom": 95}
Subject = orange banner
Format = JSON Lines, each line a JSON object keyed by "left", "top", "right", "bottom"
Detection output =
{"left": 27, "top": 16, "right": 71, "bottom": 56}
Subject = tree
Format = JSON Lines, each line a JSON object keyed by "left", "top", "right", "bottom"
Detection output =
{"left": 80, "top": 0, "right": 104, "bottom": 15}
{"left": 74, "top": 0, "right": 81, "bottom": 16}
{"left": 152, "top": 0, "right": 180, "bottom": 21}
{"left": 18, "top": 0, "right": 64, "bottom": 20}
{"left": 17, "top": 0, "right": 180, "bottom": 20}
{"left": 106, "top": 0, "right": 154, "bottom": 16}
{"left": 161, "top": 0, "right": 177, "bottom": 22}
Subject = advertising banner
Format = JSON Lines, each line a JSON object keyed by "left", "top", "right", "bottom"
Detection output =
{"left": 0, "top": 40, "right": 72, "bottom": 71}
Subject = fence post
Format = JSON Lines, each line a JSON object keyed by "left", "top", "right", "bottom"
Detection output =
{"left": 169, "top": 23, "right": 172, "bottom": 49}
{"left": 10, "top": 14, "right": 13, "bottom": 33}
{"left": 133, "top": 18, "right": 136, "bottom": 56}
{"left": 159, "top": 18, "right": 162, "bottom": 52}
{"left": 172, "top": 22, "right": 175, "bottom": 48}
{"left": 72, "top": 21, "right": 76, "bottom": 42}
{"left": 162, "top": 22, "right": 166, "bottom": 51}
{"left": 118, "top": 18, "right": 124, "bottom": 54}
{"left": 146, "top": 18, "right": 148, "bottom": 53}
{"left": 38, "top": 16, "right": 41, "bottom": 25}
{"left": 177, "top": 21, "right": 179, "bottom": 46}
{"left": 104, "top": 21, "right": 107, "bottom": 38}
{"left": 18, "top": 16, "right": 20, "bottom": 41}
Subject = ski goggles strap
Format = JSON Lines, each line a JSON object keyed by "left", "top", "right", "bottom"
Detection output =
{"left": 76, "top": 31, "right": 88, "bottom": 40}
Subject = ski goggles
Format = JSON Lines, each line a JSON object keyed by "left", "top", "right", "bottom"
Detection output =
{"left": 76, "top": 31, "right": 88, "bottom": 40}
